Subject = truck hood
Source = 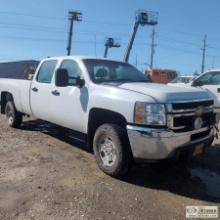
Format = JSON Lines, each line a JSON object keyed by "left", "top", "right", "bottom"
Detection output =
{"left": 118, "top": 83, "right": 211, "bottom": 103}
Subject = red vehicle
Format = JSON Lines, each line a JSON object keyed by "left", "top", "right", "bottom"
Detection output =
{"left": 146, "top": 68, "right": 177, "bottom": 84}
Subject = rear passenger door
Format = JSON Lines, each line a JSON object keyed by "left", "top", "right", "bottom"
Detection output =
{"left": 30, "top": 60, "right": 57, "bottom": 120}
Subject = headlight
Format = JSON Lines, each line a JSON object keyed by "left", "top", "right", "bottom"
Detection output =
{"left": 134, "top": 102, "right": 166, "bottom": 126}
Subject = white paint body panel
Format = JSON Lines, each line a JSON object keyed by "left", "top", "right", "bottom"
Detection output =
{"left": 169, "top": 69, "right": 220, "bottom": 110}
{"left": 0, "top": 56, "right": 213, "bottom": 135}
{"left": 0, "top": 79, "right": 32, "bottom": 115}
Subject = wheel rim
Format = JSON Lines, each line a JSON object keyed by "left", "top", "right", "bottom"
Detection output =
{"left": 6, "top": 106, "right": 14, "bottom": 125}
{"left": 98, "top": 136, "right": 117, "bottom": 167}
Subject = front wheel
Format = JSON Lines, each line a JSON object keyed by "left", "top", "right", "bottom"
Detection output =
{"left": 93, "top": 124, "right": 133, "bottom": 177}
{"left": 5, "top": 101, "right": 22, "bottom": 128}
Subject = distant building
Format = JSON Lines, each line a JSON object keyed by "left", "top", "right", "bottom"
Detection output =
{"left": 0, "top": 60, "right": 39, "bottom": 79}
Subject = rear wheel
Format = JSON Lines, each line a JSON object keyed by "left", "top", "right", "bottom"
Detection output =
{"left": 5, "top": 101, "right": 22, "bottom": 128}
{"left": 93, "top": 124, "right": 132, "bottom": 177}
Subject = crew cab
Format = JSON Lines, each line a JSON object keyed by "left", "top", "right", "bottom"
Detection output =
{"left": 0, "top": 56, "right": 216, "bottom": 177}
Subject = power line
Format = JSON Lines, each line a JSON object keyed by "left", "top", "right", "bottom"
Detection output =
{"left": 0, "top": 35, "right": 66, "bottom": 42}
{"left": 0, "top": 34, "right": 217, "bottom": 58}
{"left": 0, "top": 11, "right": 66, "bottom": 21}
{"left": 1, "top": 10, "right": 220, "bottom": 44}
{"left": 0, "top": 35, "right": 104, "bottom": 45}
{"left": 0, "top": 31, "right": 218, "bottom": 58}
{"left": 0, "top": 19, "right": 220, "bottom": 51}
{"left": 157, "top": 34, "right": 201, "bottom": 48}
{"left": 0, "top": 22, "right": 217, "bottom": 53}
{"left": 156, "top": 43, "right": 201, "bottom": 56}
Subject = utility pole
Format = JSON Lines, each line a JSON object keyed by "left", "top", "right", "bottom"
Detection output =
{"left": 201, "top": 34, "right": 207, "bottom": 73}
{"left": 150, "top": 27, "right": 156, "bottom": 69}
{"left": 67, "top": 10, "right": 82, "bottom": 56}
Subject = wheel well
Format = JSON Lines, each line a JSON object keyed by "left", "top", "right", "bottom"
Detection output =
{"left": 1, "top": 92, "right": 13, "bottom": 114}
{"left": 87, "top": 108, "right": 127, "bottom": 150}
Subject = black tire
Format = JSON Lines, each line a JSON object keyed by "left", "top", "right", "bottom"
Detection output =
{"left": 93, "top": 124, "right": 133, "bottom": 177}
{"left": 5, "top": 101, "right": 22, "bottom": 128}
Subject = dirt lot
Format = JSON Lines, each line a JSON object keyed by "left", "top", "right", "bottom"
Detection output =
{"left": 0, "top": 114, "right": 220, "bottom": 220}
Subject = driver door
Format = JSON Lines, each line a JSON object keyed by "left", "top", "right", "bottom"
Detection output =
{"left": 48, "top": 59, "right": 88, "bottom": 133}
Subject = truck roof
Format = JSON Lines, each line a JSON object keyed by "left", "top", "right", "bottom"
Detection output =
{"left": 205, "top": 68, "right": 220, "bottom": 72}
{"left": 42, "top": 56, "right": 124, "bottom": 63}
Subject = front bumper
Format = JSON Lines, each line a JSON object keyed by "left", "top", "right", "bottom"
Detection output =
{"left": 127, "top": 125, "right": 214, "bottom": 160}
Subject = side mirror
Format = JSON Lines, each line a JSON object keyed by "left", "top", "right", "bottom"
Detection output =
{"left": 55, "top": 68, "right": 69, "bottom": 87}
{"left": 68, "top": 76, "right": 85, "bottom": 88}
{"left": 192, "top": 80, "right": 203, "bottom": 87}
{"left": 76, "top": 77, "right": 85, "bottom": 88}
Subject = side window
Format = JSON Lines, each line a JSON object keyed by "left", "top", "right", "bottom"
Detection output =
{"left": 196, "top": 73, "right": 211, "bottom": 84}
{"left": 209, "top": 72, "right": 220, "bottom": 85}
{"left": 194, "top": 72, "right": 219, "bottom": 85}
{"left": 60, "top": 60, "right": 82, "bottom": 85}
{"left": 37, "top": 60, "right": 57, "bottom": 83}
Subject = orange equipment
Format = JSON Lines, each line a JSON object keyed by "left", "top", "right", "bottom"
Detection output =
{"left": 146, "top": 68, "right": 177, "bottom": 84}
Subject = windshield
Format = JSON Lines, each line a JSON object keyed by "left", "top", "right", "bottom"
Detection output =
{"left": 83, "top": 59, "right": 149, "bottom": 84}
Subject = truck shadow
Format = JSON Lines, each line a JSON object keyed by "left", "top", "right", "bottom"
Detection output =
{"left": 122, "top": 155, "right": 220, "bottom": 203}
{"left": 20, "top": 119, "right": 89, "bottom": 151}
{"left": 20, "top": 119, "right": 220, "bottom": 203}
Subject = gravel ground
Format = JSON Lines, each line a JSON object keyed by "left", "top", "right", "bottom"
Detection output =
{"left": 0, "top": 114, "right": 220, "bottom": 220}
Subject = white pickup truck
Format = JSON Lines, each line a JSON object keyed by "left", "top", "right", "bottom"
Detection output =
{"left": 0, "top": 56, "right": 216, "bottom": 176}
{"left": 169, "top": 70, "right": 220, "bottom": 112}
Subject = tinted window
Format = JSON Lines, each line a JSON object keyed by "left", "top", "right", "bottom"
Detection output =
{"left": 60, "top": 60, "right": 82, "bottom": 85}
{"left": 83, "top": 59, "right": 148, "bottom": 83}
{"left": 37, "top": 60, "right": 57, "bottom": 83}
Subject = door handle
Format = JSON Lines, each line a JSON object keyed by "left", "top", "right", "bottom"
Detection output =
{"left": 51, "top": 90, "right": 60, "bottom": 96}
{"left": 32, "top": 87, "right": 38, "bottom": 92}
{"left": 217, "top": 88, "right": 220, "bottom": 93}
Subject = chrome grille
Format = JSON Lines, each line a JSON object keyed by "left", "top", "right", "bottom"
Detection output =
{"left": 172, "top": 100, "right": 214, "bottom": 110}
{"left": 167, "top": 100, "right": 214, "bottom": 131}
